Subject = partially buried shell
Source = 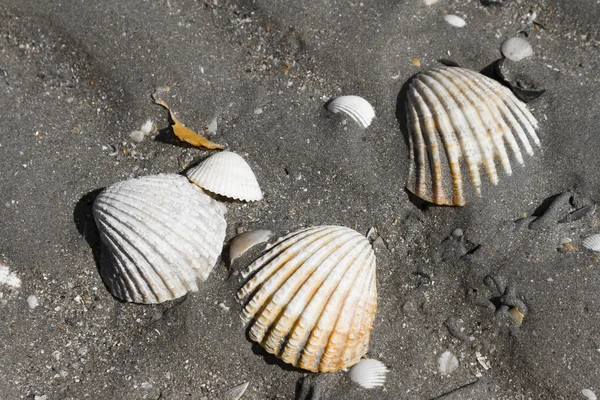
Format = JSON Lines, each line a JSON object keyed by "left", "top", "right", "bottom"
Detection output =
{"left": 237, "top": 226, "right": 377, "bottom": 372}
{"left": 187, "top": 151, "right": 263, "bottom": 202}
{"left": 93, "top": 174, "right": 227, "bottom": 304}
{"left": 327, "top": 95, "right": 375, "bottom": 128}
{"left": 405, "top": 66, "right": 541, "bottom": 206}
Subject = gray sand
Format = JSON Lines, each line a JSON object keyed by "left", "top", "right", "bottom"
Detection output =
{"left": 1, "top": 0, "right": 600, "bottom": 399}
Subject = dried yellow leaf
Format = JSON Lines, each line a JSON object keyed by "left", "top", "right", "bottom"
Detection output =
{"left": 156, "top": 99, "right": 223, "bottom": 150}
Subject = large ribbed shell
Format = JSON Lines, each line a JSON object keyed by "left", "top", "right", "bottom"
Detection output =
{"left": 93, "top": 174, "right": 227, "bottom": 304}
{"left": 186, "top": 151, "right": 263, "bottom": 202}
{"left": 406, "top": 67, "right": 541, "bottom": 206}
{"left": 237, "top": 226, "right": 377, "bottom": 372}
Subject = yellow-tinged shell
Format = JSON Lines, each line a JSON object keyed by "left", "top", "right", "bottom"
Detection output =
{"left": 237, "top": 226, "right": 377, "bottom": 372}
{"left": 405, "top": 67, "right": 541, "bottom": 206}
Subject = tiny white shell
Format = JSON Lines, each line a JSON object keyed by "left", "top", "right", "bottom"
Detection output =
{"left": 438, "top": 351, "right": 459, "bottom": 375}
{"left": 444, "top": 14, "right": 466, "bottom": 28}
{"left": 0, "top": 265, "right": 21, "bottom": 288}
{"left": 327, "top": 95, "right": 375, "bottom": 128}
{"left": 501, "top": 37, "right": 533, "bottom": 61}
{"left": 93, "top": 174, "right": 227, "bottom": 304}
{"left": 186, "top": 151, "right": 263, "bottom": 202}
{"left": 582, "top": 234, "right": 600, "bottom": 252}
{"left": 238, "top": 226, "right": 378, "bottom": 372}
{"left": 230, "top": 230, "right": 274, "bottom": 263}
{"left": 582, "top": 389, "right": 598, "bottom": 400}
{"left": 221, "top": 382, "right": 249, "bottom": 400}
{"left": 423, "top": 0, "right": 439, "bottom": 4}
{"left": 140, "top": 119, "right": 154, "bottom": 134}
{"left": 348, "top": 358, "right": 389, "bottom": 389}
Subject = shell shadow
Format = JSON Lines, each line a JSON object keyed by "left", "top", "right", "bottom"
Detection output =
{"left": 395, "top": 72, "right": 430, "bottom": 210}
{"left": 73, "top": 188, "right": 104, "bottom": 273}
{"left": 248, "top": 340, "right": 302, "bottom": 372}
{"left": 153, "top": 126, "right": 199, "bottom": 149}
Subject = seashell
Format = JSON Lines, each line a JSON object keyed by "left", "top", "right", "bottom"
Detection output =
{"left": 348, "top": 358, "right": 389, "bottom": 389}
{"left": 501, "top": 37, "right": 533, "bottom": 62}
{"left": 327, "top": 95, "right": 375, "bottom": 128}
{"left": 443, "top": 14, "right": 466, "bottom": 28}
{"left": 0, "top": 265, "right": 21, "bottom": 288}
{"left": 220, "top": 381, "right": 249, "bottom": 400}
{"left": 237, "top": 226, "right": 378, "bottom": 372}
{"left": 186, "top": 151, "right": 263, "bottom": 202}
{"left": 438, "top": 351, "right": 459, "bottom": 375}
{"left": 405, "top": 66, "right": 541, "bottom": 206}
{"left": 229, "top": 230, "right": 274, "bottom": 263}
{"left": 582, "top": 234, "right": 600, "bottom": 252}
{"left": 93, "top": 174, "right": 227, "bottom": 304}
{"left": 507, "top": 307, "right": 524, "bottom": 325}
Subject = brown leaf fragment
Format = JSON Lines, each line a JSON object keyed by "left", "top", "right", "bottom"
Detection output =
{"left": 155, "top": 99, "right": 223, "bottom": 150}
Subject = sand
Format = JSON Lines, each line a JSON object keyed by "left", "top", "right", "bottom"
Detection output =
{"left": 1, "top": 0, "right": 600, "bottom": 399}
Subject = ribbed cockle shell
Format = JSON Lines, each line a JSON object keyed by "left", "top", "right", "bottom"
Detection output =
{"left": 93, "top": 174, "right": 227, "bottom": 304}
{"left": 237, "top": 226, "right": 377, "bottom": 372}
{"left": 405, "top": 66, "right": 541, "bottom": 206}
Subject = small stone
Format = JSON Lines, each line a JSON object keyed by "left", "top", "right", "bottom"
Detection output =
{"left": 582, "top": 389, "right": 597, "bottom": 400}
{"left": 423, "top": 0, "right": 438, "bottom": 4}
{"left": 129, "top": 130, "right": 146, "bottom": 143}
{"left": 254, "top": 107, "right": 263, "bottom": 115}
{"left": 207, "top": 118, "right": 218, "bottom": 136}
{"left": 443, "top": 14, "right": 466, "bottom": 28}
{"left": 451, "top": 228, "right": 463, "bottom": 237}
{"left": 141, "top": 382, "right": 153, "bottom": 390}
{"left": 27, "top": 295, "right": 38, "bottom": 309}
{"left": 34, "top": 396, "right": 47, "bottom": 400}
{"left": 501, "top": 37, "right": 533, "bottom": 61}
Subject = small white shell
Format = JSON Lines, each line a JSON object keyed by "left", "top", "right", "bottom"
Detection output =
{"left": 327, "top": 95, "right": 375, "bottom": 128}
{"left": 0, "top": 265, "right": 21, "bottom": 288}
{"left": 221, "top": 382, "right": 249, "bottom": 400}
{"left": 229, "top": 230, "right": 274, "bottom": 263}
{"left": 237, "top": 226, "right": 378, "bottom": 372}
{"left": 438, "top": 351, "right": 459, "bottom": 375}
{"left": 582, "top": 389, "right": 598, "bottom": 400}
{"left": 186, "top": 151, "right": 263, "bottom": 202}
{"left": 501, "top": 37, "right": 533, "bottom": 61}
{"left": 582, "top": 234, "right": 600, "bottom": 252}
{"left": 348, "top": 358, "right": 389, "bottom": 389}
{"left": 444, "top": 14, "right": 466, "bottom": 28}
{"left": 93, "top": 174, "right": 227, "bottom": 304}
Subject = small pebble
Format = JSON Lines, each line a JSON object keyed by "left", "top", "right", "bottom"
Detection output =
{"left": 423, "top": 0, "right": 438, "bottom": 4}
{"left": 34, "top": 396, "right": 47, "bottom": 400}
{"left": 452, "top": 228, "right": 463, "bottom": 237}
{"left": 438, "top": 351, "right": 459, "bottom": 375}
{"left": 129, "top": 130, "right": 146, "bottom": 143}
{"left": 254, "top": 107, "right": 263, "bottom": 115}
{"left": 207, "top": 117, "right": 218, "bottom": 136}
{"left": 501, "top": 37, "right": 533, "bottom": 61}
{"left": 27, "top": 295, "right": 38, "bottom": 309}
{"left": 443, "top": 14, "right": 466, "bottom": 28}
{"left": 582, "top": 389, "right": 597, "bottom": 400}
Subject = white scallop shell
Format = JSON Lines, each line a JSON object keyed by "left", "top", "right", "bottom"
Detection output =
{"left": 186, "top": 151, "right": 263, "bottom": 202}
{"left": 501, "top": 37, "right": 533, "bottom": 61}
{"left": 406, "top": 66, "right": 540, "bottom": 206}
{"left": 327, "top": 95, "right": 375, "bottom": 128}
{"left": 348, "top": 358, "right": 389, "bottom": 389}
{"left": 93, "top": 174, "right": 227, "bottom": 304}
{"left": 582, "top": 234, "right": 600, "bottom": 252}
{"left": 438, "top": 351, "right": 459, "bottom": 375}
{"left": 229, "top": 230, "right": 274, "bottom": 263}
{"left": 237, "top": 226, "right": 377, "bottom": 372}
{"left": 444, "top": 14, "right": 466, "bottom": 28}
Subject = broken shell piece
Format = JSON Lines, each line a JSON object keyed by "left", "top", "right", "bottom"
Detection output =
{"left": 0, "top": 265, "right": 21, "bottom": 288}
{"left": 507, "top": 307, "right": 524, "bottom": 325}
{"left": 501, "top": 37, "right": 533, "bottom": 62}
{"left": 405, "top": 66, "right": 540, "bottom": 206}
{"left": 221, "top": 382, "right": 249, "bottom": 400}
{"left": 93, "top": 174, "right": 227, "bottom": 304}
{"left": 438, "top": 351, "right": 459, "bottom": 375}
{"left": 583, "top": 234, "right": 600, "bottom": 252}
{"left": 348, "top": 358, "right": 389, "bottom": 389}
{"left": 186, "top": 151, "right": 263, "bottom": 202}
{"left": 237, "top": 226, "right": 378, "bottom": 372}
{"left": 327, "top": 95, "right": 375, "bottom": 128}
{"left": 230, "top": 230, "right": 274, "bottom": 263}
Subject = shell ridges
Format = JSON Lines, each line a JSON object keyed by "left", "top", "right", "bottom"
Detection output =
{"left": 237, "top": 225, "right": 378, "bottom": 372}
{"left": 93, "top": 174, "right": 227, "bottom": 304}
{"left": 327, "top": 95, "right": 375, "bottom": 128}
{"left": 406, "top": 66, "right": 541, "bottom": 206}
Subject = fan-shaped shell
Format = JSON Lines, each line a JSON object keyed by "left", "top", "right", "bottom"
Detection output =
{"left": 582, "top": 234, "right": 600, "bottom": 252}
{"left": 93, "top": 174, "right": 227, "bottom": 304}
{"left": 237, "top": 226, "right": 377, "bottom": 372}
{"left": 186, "top": 151, "right": 263, "bottom": 202}
{"left": 348, "top": 358, "right": 389, "bottom": 389}
{"left": 405, "top": 66, "right": 541, "bottom": 206}
{"left": 327, "top": 95, "right": 375, "bottom": 128}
